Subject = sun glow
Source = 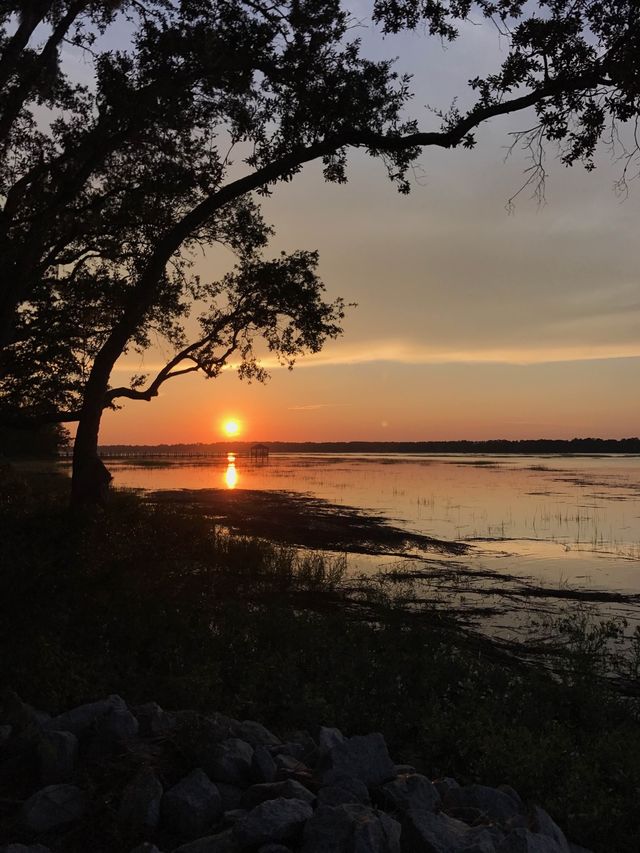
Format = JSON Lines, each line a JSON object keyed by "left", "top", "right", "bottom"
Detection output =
{"left": 222, "top": 418, "right": 241, "bottom": 437}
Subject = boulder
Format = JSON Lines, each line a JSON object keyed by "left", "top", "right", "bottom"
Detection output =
{"left": 119, "top": 769, "right": 163, "bottom": 834}
{"left": 378, "top": 773, "right": 441, "bottom": 814}
{"left": 301, "top": 803, "right": 401, "bottom": 853}
{"left": 401, "top": 809, "right": 499, "bottom": 853}
{"left": 317, "top": 729, "right": 395, "bottom": 788}
{"left": 37, "top": 730, "right": 78, "bottom": 784}
{"left": 173, "top": 830, "right": 238, "bottom": 853}
{"left": 218, "top": 783, "right": 244, "bottom": 811}
{"left": 233, "top": 797, "right": 313, "bottom": 848}
{"left": 46, "top": 695, "right": 126, "bottom": 737}
{"left": 252, "top": 745, "right": 278, "bottom": 784}
{"left": 162, "top": 769, "right": 223, "bottom": 838}
{"left": 242, "top": 779, "right": 315, "bottom": 810}
{"left": 443, "top": 784, "right": 522, "bottom": 824}
{"left": 94, "top": 705, "right": 139, "bottom": 748}
{"left": 233, "top": 721, "right": 280, "bottom": 748}
{"left": 21, "top": 784, "right": 88, "bottom": 833}
{"left": 317, "top": 775, "right": 371, "bottom": 807}
{"left": 205, "top": 738, "right": 254, "bottom": 787}
{"left": 133, "top": 702, "right": 176, "bottom": 738}
{"left": 529, "top": 806, "right": 570, "bottom": 853}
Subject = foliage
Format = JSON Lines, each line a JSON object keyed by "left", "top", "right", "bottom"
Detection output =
{"left": 2, "top": 474, "right": 640, "bottom": 851}
{"left": 0, "top": 423, "right": 69, "bottom": 457}
{"left": 0, "top": 0, "right": 639, "bottom": 451}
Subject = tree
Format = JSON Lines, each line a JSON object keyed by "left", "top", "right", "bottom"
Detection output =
{"left": 0, "top": 0, "right": 638, "bottom": 504}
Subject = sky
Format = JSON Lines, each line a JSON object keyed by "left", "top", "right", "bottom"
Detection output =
{"left": 100, "top": 10, "right": 640, "bottom": 444}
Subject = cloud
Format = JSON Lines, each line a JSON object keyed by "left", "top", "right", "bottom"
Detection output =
{"left": 287, "top": 403, "right": 349, "bottom": 411}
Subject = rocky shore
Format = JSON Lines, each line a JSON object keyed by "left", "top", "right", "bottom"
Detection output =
{"left": 0, "top": 694, "right": 592, "bottom": 853}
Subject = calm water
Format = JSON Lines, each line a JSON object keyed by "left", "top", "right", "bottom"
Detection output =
{"left": 95, "top": 453, "right": 640, "bottom": 630}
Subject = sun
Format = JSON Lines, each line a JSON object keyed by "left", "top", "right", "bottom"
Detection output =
{"left": 223, "top": 418, "right": 240, "bottom": 437}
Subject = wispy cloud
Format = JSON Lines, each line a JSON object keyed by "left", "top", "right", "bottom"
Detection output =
{"left": 287, "top": 403, "right": 349, "bottom": 411}
{"left": 112, "top": 339, "right": 640, "bottom": 375}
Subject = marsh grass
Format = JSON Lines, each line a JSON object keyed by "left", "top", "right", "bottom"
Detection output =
{"left": 2, "top": 471, "right": 640, "bottom": 852}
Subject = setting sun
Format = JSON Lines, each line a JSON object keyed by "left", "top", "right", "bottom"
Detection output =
{"left": 222, "top": 418, "right": 241, "bottom": 437}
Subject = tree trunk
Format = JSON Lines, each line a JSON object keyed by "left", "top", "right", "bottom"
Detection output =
{"left": 70, "top": 396, "right": 112, "bottom": 509}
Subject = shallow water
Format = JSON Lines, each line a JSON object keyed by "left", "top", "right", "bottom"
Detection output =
{"left": 90, "top": 452, "right": 640, "bottom": 631}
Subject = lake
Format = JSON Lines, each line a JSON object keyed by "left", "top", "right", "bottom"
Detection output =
{"left": 95, "top": 452, "right": 640, "bottom": 635}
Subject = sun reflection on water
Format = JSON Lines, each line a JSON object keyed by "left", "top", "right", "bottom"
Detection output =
{"left": 225, "top": 453, "right": 238, "bottom": 489}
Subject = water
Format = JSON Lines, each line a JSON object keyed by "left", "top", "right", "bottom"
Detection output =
{"left": 97, "top": 453, "right": 640, "bottom": 631}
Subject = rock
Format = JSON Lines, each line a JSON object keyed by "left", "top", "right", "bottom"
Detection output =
{"left": 233, "top": 720, "right": 280, "bottom": 747}
{"left": 224, "top": 809, "right": 248, "bottom": 824}
{"left": 530, "top": 806, "right": 570, "bottom": 853}
{"left": 272, "top": 741, "right": 308, "bottom": 762}
{"left": 568, "top": 845, "right": 593, "bottom": 853}
{"left": 281, "top": 731, "right": 318, "bottom": 764}
{"left": 252, "top": 745, "right": 278, "bottom": 783}
{"left": 130, "top": 845, "right": 163, "bottom": 853}
{"left": 378, "top": 773, "right": 441, "bottom": 814}
{"left": 274, "top": 753, "right": 310, "bottom": 775}
{"left": 317, "top": 728, "right": 395, "bottom": 788}
{"left": 242, "top": 779, "right": 315, "bottom": 810}
{"left": 218, "top": 783, "right": 244, "bottom": 811}
{"left": 433, "top": 777, "right": 460, "bottom": 800}
{"left": 162, "top": 768, "right": 223, "bottom": 838}
{"left": 443, "top": 784, "right": 522, "bottom": 824}
{"left": 393, "top": 765, "right": 416, "bottom": 775}
{"left": 37, "top": 730, "right": 78, "bottom": 784}
{"left": 119, "top": 769, "right": 163, "bottom": 834}
{"left": 46, "top": 695, "right": 126, "bottom": 737}
{"left": 258, "top": 846, "right": 292, "bottom": 853}
{"left": 233, "top": 797, "right": 313, "bottom": 848}
{"left": 134, "top": 702, "right": 175, "bottom": 738}
{"left": 21, "top": 784, "right": 88, "bottom": 833}
{"left": 173, "top": 829, "right": 237, "bottom": 853}
{"left": 401, "top": 809, "right": 498, "bottom": 853}
{"left": 205, "top": 738, "right": 254, "bottom": 787}
{"left": 95, "top": 705, "right": 139, "bottom": 748}
{"left": 317, "top": 775, "right": 371, "bottom": 807}
{"left": 1, "top": 845, "right": 53, "bottom": 853}
{"left": 497, "top": 829, "right": 568, "bottom": 853}
{"left": 301, "top": 803, "right": 401, "bottom": 853}
{"left": 0, "top": 724, "right": 12, "bottom": 746}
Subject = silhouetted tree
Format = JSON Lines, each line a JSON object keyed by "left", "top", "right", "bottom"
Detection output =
{"left": 0, "top": 1, "right": 638, "bottom": 504}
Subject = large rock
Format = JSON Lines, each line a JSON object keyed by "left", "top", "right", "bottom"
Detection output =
{"left": 529, "top": 807, "right": 570, "bottom": 853}
{"left": 94, "top": 705, "right": 139, "bottom": 748}
{"left": 497, "top": 829, "right": 569, "bottom": 853}
{"left": 21, "top": 784, "right": 88, "bottom": 833}
{"left": 378, "top": 773, "right": 441, "bottom": 814}
{"left": 205, "top": 738, "right": 254, "bottom": 787}
{"left": 301, "top": 803, "right": 401, "bottom": 853}
{"left": 46, "top": 695, "right": 126, "bottom": 737}
{"left": 133, "top": 702, "right": 176, "bottom": 738}
{"left": 119, "top": 769, "right": 163, "bottom": 834}
{"left": 317, "top": 775, "right": 371, "bottom": 807}
{"left": 443, "top": 784, "right": 522, "bottom": 824}
{"left": 242, "top": 779, "right": 315, "bottom": 810}
{"left": 162, "top": 769, "right": 222, "bottom": 838}
{"left": 173, "top": 829, "right": 238, "bottom": 853}
{"left": 233, "top": 720, "right": 280, "bottom": 748}
{"left": 252, "top": 745, "right": 278, "bottom": 784}
{"left": 218, "top": 783, "right": 244, "bottom": 811}
{"left": 37, "top": 730, "right": 78, "bottom": 784}
{"left": 233, "top": 797, "right": 313, "bottom": 848}
{"left": 317, "top": 728, "right": 395, "bottom": 788}
{"left": 401, "top": 809, "right": 499, "bottom": 853}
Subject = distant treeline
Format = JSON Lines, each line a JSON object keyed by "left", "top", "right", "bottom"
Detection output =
{"left": 98, "top": 438, "right": 640, "bottom": 455}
